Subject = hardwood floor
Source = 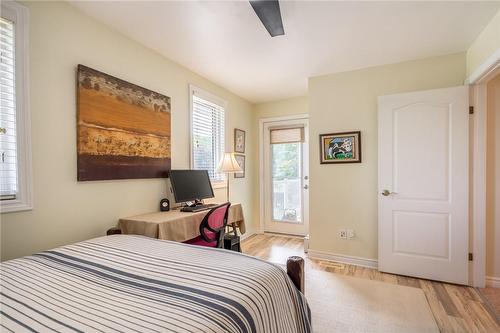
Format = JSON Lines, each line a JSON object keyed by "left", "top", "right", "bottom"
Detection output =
{"left": 241, "top": 233, "right": 500, "bottom": 333}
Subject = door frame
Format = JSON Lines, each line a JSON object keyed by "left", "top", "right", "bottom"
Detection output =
{"left": 259, "top": 114, "right": 309, "bottom": 234}
{"left": 466, "top": 50, "right": 500, "bottom": 287}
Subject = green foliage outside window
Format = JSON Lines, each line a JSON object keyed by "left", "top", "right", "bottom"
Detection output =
{"left": 272, "top": 143, "right": 300, "bottom": 180}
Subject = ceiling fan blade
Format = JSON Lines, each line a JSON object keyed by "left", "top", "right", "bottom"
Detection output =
{"left": 249, "top": 0, "right": 284, "bottom": 37}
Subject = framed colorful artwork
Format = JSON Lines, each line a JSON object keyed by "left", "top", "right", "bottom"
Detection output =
{"left": 319, "top": 131, "right": 361, "bottom": 164}
{"left": 234, "top": 154, "right": 245, "bottom": 178}
{"left": 234, "top": 128, "right": 246, "bottom": 153}
{"left": 77, "top": 65, "right": 171, "bottom": 180}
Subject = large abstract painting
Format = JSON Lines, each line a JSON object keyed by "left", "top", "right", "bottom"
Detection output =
{"left": 77, "top": 65, "right": 171, "bottom": 181}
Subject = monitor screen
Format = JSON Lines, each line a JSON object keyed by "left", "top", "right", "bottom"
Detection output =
{"left": 169, "top": 170, "right": 215, "bottom": 203}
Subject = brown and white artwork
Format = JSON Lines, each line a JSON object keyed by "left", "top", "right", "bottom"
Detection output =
{"left": 234, "top": 128, "right": 245, "bottom": 153}
{"left": 234, "top": 154, "right": 245, "bottom": 178}
{"left": 77, "top": 65, "right": 171, "bottom": 181}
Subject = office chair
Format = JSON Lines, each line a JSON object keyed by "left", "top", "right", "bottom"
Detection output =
{"left": 183, "top": 202, "right": 231, "bottom": 248}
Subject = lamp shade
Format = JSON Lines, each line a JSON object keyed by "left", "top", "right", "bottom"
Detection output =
{"left": 217, "top": 152, "right": 243, "bottom": 173}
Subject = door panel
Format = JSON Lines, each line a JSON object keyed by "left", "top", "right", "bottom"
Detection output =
{"left": 393, "top": 211, "right": 450, "bottom": 259}
{"left": 378, "top": 86, "right": 468, "bottom": 285}
{"left": 394, "top": 103, "right": 450, "bottom": 201}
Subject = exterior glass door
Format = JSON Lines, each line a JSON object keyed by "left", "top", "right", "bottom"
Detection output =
{"left": 263, "top": 118, "right": 308, "bottom": 236}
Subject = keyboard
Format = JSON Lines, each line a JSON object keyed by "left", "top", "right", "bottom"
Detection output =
{"left": 180, "top": 204, "right": 217, "bottom": 212}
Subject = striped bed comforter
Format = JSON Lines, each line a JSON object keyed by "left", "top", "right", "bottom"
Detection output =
{"left": 0, "top": 235, "right": 311, "bottom": 333}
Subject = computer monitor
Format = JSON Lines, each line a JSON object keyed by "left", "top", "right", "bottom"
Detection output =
{"left": 168, "top": 170, "right": 215, "bottom": 203}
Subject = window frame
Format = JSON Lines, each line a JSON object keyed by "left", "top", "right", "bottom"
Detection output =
{"left": 189, "top": 84, "right": 227, "bottom": 188}
{"left": 0, "top": 1, "right": 32, "bottom": 213}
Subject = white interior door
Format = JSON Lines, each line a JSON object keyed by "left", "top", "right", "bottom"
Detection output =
{"left": 378, "top": 86, "right": 469, "bottom": 285}
{"left": 263, "top": 118, "right": 309, "bottom": 236}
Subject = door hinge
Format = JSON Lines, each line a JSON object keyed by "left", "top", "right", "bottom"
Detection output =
{"left": 469, "top": 106, "right": 474, "bottom": 115}
{"left": 469, "top": 253, "right": 473, "bottom": 261}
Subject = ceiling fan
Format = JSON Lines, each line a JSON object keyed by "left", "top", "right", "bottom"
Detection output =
{"left": 249, "top": 0, "right": 285, "bottom": 37}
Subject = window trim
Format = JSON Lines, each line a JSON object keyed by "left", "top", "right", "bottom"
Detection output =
{"left": 188, "top": 84, "right": 227, "bottom": 188}
{"left": 1, "top": 1, "right": 32, "bottom": 213}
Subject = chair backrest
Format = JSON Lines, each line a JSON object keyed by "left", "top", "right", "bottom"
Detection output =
{"left": 199, "top": 202, "right": 231, "bottom": 247}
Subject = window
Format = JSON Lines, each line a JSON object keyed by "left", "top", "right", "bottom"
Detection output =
{"left": 1, "top": 17, "right": 16, "bottom": 200}
{"left": 270, "top": 127, "right": 304, "bottom": 222}
{"left": 190, "top": 86, "right": 226, "bottom": 184}
{"left": 1, "top": 2, "right": 31, "bottom": 213}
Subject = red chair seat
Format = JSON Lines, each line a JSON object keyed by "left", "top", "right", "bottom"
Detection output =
{"left": 184, "top": 236, "right": 217, "bottom": 247}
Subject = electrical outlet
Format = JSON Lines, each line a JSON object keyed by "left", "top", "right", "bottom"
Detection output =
{"left": 347, "top": 229, "right": 355, "bottom": 239}
{"left": 338, "top": 229, "right": 347, "bottom": 239}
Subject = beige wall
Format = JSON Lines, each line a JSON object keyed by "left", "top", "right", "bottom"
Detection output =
{"left": 466, "top": 9, "right": 500, "bottom": 77}
{"left": 0, "top": 1, "right": 257, "bottom": 261}
{"left": 254, "top": 96, "right": 308, "bottom": 119}
{"left": 486, "top": 74, "right": 500, "bottom": 279}
{"left": 308, "top": 53, "right": 466, "bottom": 259}
{"left": 0, "top": 2, "right": 485, "bottom": 267}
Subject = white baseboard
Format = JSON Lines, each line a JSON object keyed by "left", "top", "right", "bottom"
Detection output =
{"left": 239, "top": 231, "right": 256, "bottom": 242}
{"left": 485, "top": 276, "right": 500, "bottom": 288}
{"left": 263, "top": 231, "right": 305, "bottom": 239}
{"left": 308, "top": 249, "right": 378, "bottom": 269}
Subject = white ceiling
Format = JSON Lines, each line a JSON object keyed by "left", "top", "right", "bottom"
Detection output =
{"left": 70, "top": 1, "right": 500, "bottom": 103}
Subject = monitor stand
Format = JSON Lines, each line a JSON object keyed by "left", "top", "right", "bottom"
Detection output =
{"left": 184, "top": 199, "right": 203, "bottom": 208}
{"left": 180, "top": 200, "right": 216, "bottom": 213}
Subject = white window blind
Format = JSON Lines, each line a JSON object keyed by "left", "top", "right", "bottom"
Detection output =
{"left": 0, "top": 17, "right": 17, "bottom": 200}
{"left": 270, "top": 127, "right": 304, "bottom": 144}
{"left": 191, "top": 94, "right": 225, "bottom": 182}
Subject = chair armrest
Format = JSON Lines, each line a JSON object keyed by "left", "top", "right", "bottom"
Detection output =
{"left": 106, "top": 227, "right": 122, "bottom": 236}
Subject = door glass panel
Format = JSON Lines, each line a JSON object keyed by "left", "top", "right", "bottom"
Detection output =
{"left": 271, "top": 143, "right": 302, "bottom": 223}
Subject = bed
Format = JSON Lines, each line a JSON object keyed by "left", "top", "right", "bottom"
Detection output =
{"left": 0, "top": 234, "right": 311, "bottom": 332}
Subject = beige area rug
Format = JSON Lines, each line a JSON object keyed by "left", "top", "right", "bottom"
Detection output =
{"left": 305, "top": 269, "right": 439, "bottom": 333}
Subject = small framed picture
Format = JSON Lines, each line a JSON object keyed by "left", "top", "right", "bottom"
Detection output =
{"left": 234, "top": 128, "right": 246, "bottom": 153}
{"left": 319, "top": 131, "right": 361, "bottom": 164}
{"left": 234, "top": 154, "right": 245, "bottom": 178}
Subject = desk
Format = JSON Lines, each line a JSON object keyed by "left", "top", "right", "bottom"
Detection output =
{"left": 118, "top": 203, "right": 245, "bottom": 242}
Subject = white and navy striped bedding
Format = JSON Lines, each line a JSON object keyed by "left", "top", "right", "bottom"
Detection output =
{"left": 0, "top": 235, "right": 311, "bottom": 333}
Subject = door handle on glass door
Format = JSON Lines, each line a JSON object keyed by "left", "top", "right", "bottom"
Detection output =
{"left": 303, "top": 185, "right": 309, "bottom": 190}
{"left": 381, "top": 189, "right": 397, "bottom": 196}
